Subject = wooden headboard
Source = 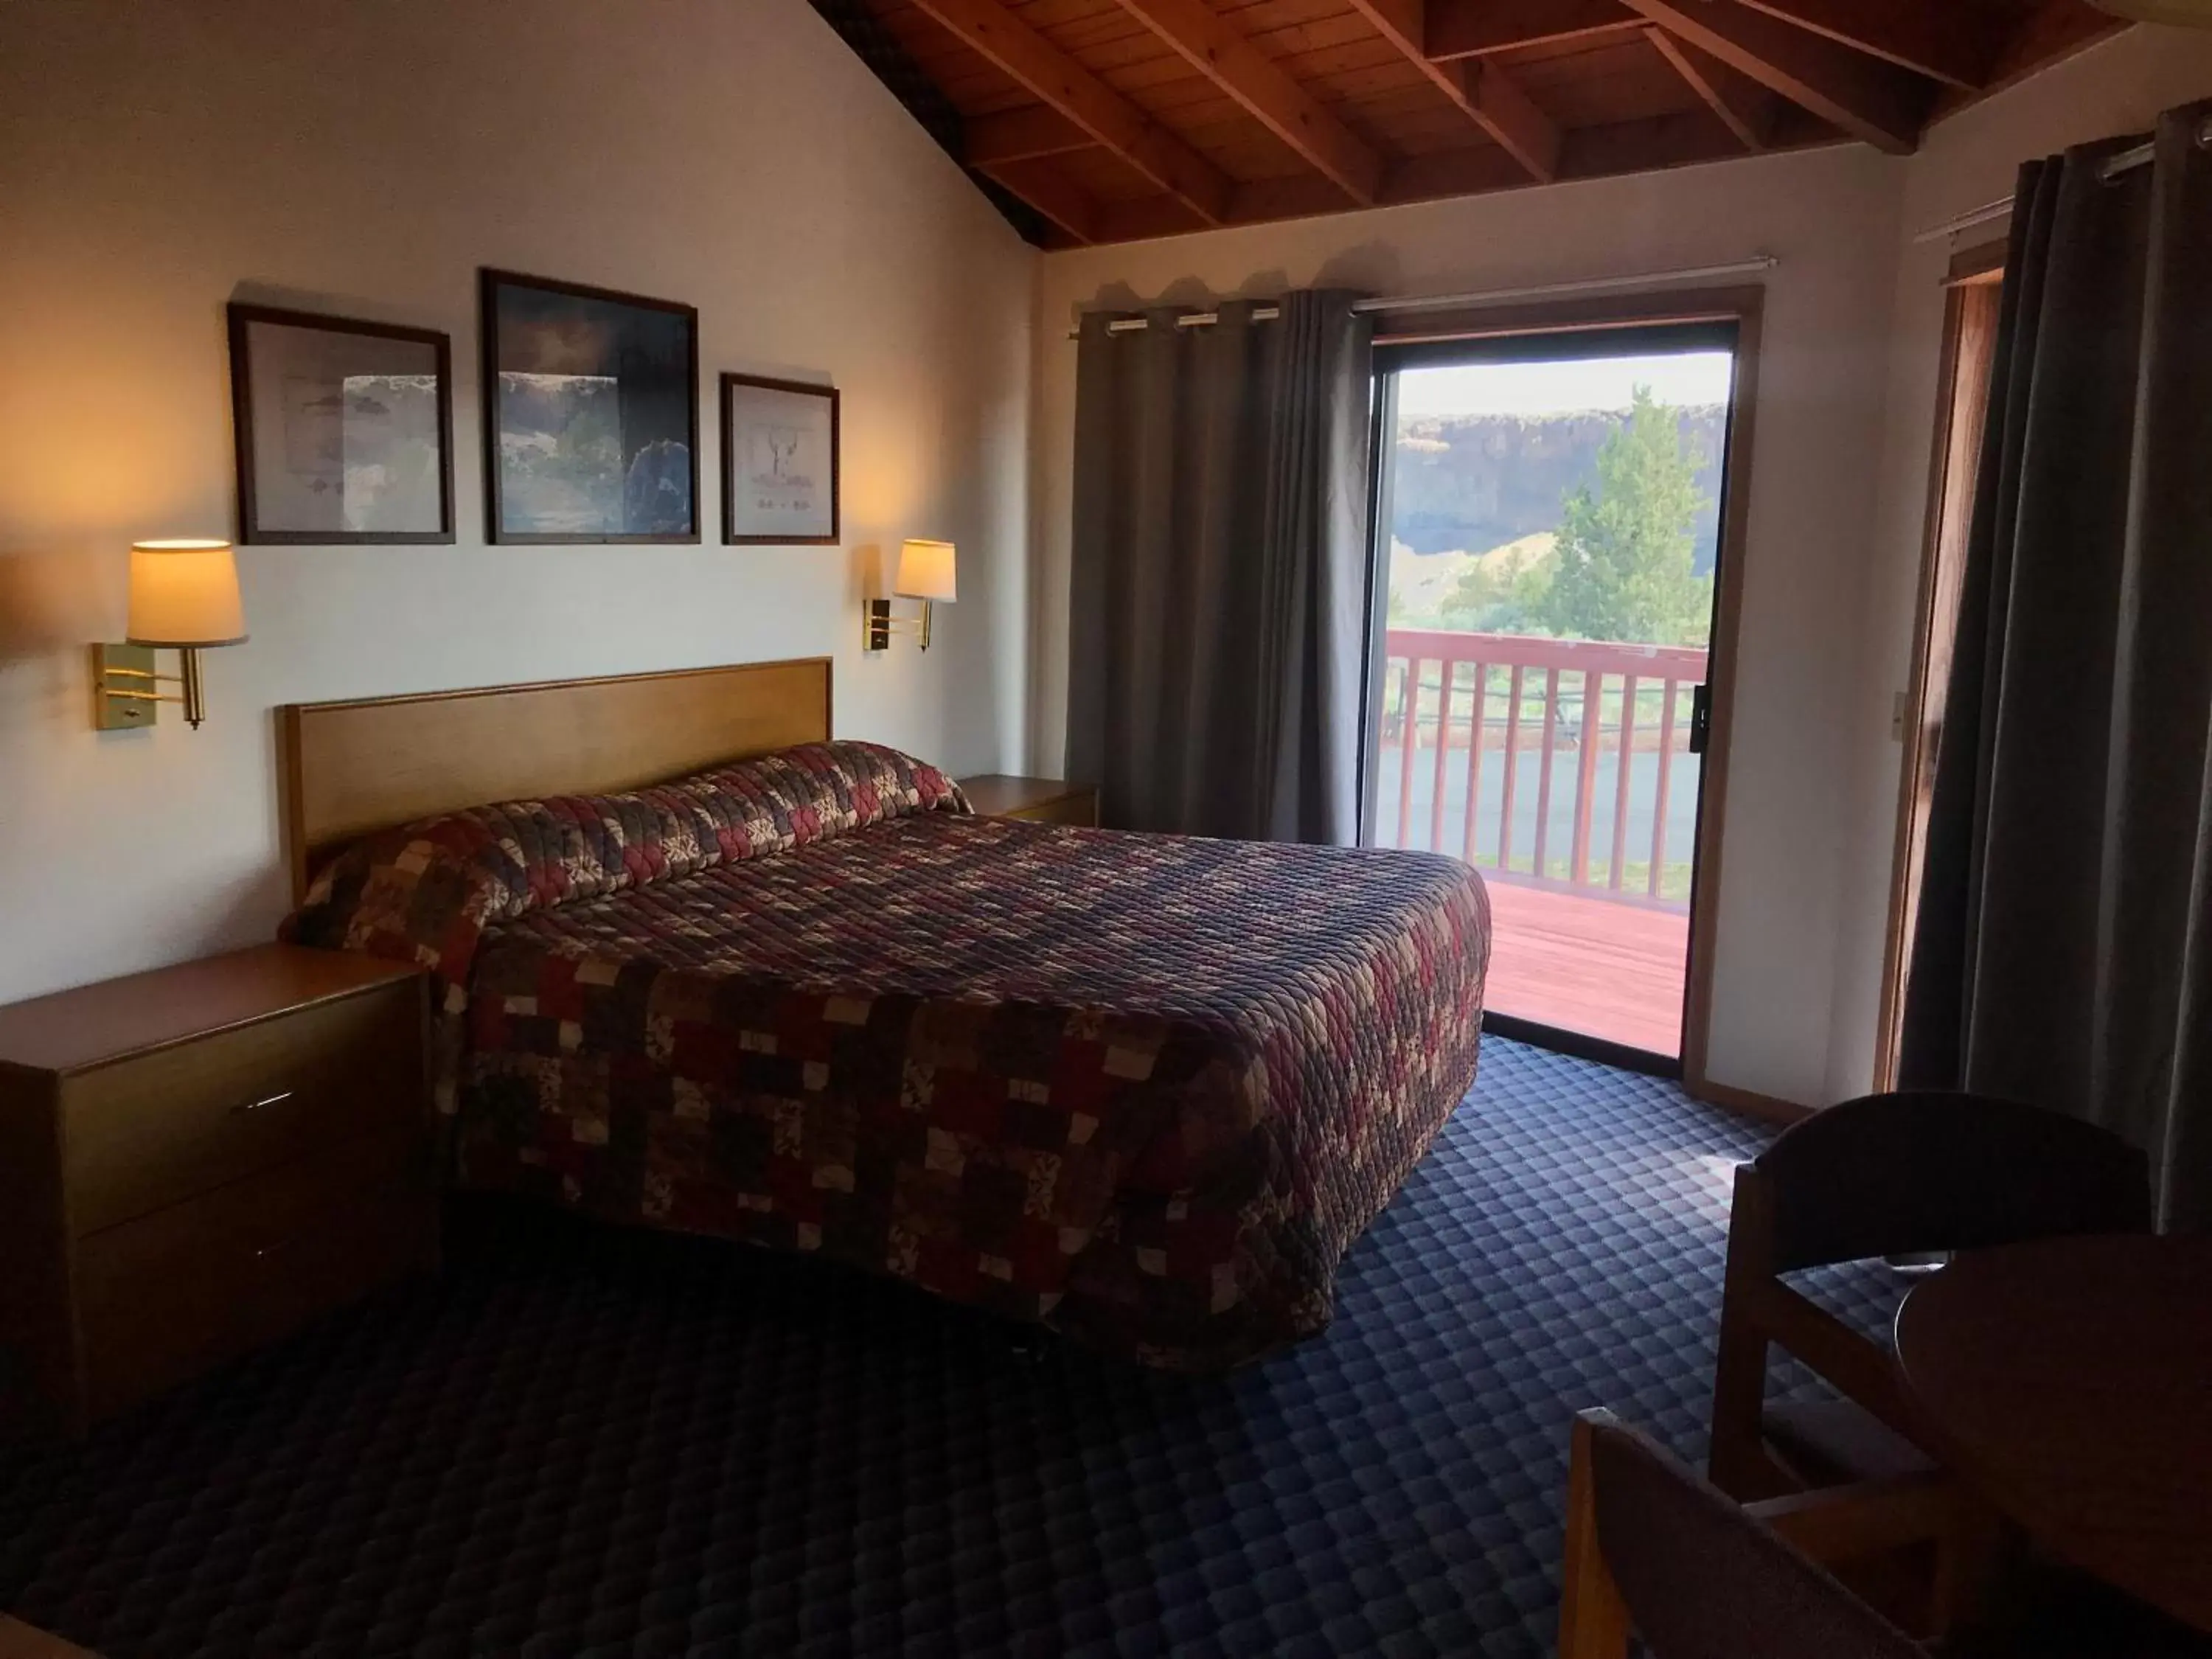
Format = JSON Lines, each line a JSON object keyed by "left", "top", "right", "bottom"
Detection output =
{"left": 278, "top": 658, "right": 833, "bottom": 901}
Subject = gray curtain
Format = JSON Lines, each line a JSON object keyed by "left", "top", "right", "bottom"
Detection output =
{"left": 1065, "top": 289, "right": 1372, "bottom": 844}
{"left": 1900, "top": 99, "right": 2212, "bottom": 1231}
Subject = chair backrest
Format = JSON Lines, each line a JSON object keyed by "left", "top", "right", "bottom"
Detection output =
{"left": 1587, "top": 1416, "right": 1925, "bottom": 1659}
{"left": 1753, "top": 1090, "right": 2151, "bottom": 1273}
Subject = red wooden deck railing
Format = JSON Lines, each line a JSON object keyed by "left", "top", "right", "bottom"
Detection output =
{"left": 1378, "top": 628, "right": 1708, "bottom": 909}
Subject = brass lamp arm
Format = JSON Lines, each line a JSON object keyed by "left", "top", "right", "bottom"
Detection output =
{"left": 863, "top": 597, "right": 938, "bottom": 652}
{"left": 94, "top": 645, "right": 211, "bottom": 728}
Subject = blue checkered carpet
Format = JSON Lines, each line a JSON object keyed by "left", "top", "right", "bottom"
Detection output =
{"left": 0, "top": 1039, "right": 1896, "bottom": 1657}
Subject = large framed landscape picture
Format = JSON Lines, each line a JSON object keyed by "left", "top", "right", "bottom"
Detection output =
{"left": 227, "top": 304, "right": 455, "bottom": 544}
{"left": 721, "top": 373, "right": 839, "bottom": 545}
{"left": 480, "top": 269, "right": 699, "bottom": 543}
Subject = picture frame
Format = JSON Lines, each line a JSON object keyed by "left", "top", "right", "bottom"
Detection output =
{"left": 720, "top": 373, "right": 840, "bottom": 546}
{"left": 479, "top": 268, "right": 700, "bottom": 544}
{"left": 226, "top": 302, "right": 456, "bottom": 545}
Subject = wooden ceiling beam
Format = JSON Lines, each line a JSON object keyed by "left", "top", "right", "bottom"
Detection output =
{"left": 1105, "top": 0, "right": 1384, "bottom": 204}
{"left": 1733, "top": 0, "right": 1995, "bottom": 89}
{"left": 976, "top": 156, "right": 1102, "bottom": 243}
{"left": 1077, "top": 104, "right": 1832, "bottom": 246}
{"left": 1461, "top": 58, "right": 1567, "bottom": 183}
{"left": 965, "top": 105, "right": 1096, "bottom": 167}
{"left": 1425, "top": 0, "right": 1639, "bottom": 63}
{"left": 908, "top": 0, "right": 1232, "bottom": 223}
{"left": 1620, "top": 0, "right": 1932, "bottom": 155}
{"left": 1643, "top": 24, "right": 1778, "bottom": 152}
{"left": 1344, "top": 0, "right": 1562, "bottom": 181}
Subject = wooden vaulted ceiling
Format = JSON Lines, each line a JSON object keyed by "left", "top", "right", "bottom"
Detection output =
{"left": 841, "top": 0, "right": 2129, "bottom": 246}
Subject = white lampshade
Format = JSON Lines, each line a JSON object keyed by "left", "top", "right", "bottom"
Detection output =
{"left": 894, "top": 538, "right": 957, "bottom": 603}
{"left": 127, "top": 540, "right": 247, "bottom": 647}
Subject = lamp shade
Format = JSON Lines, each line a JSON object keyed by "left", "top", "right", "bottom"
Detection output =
{"left": 894, "top": 539, "right": 957, "bottom": 603}
{"left": 127, "top": 540, "right": 247, "bottom": 647}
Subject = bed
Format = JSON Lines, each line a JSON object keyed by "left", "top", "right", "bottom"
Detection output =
{"left": 278, "top": 661, "right": 1489, "bottom": 1370}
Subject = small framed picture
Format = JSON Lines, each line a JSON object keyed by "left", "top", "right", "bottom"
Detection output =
{"left": 721, "top": 373, "right": 840, "bottom": 546}
{"left": 480, "top": 268, "right": 700, "bottom": 543}
{"left": 226, "top": 303, "right": 456, "bottom": 544}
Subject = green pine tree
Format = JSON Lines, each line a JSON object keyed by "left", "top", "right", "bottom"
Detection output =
{"left": 1534, "top": 386, "right": 1714, "bottom": 645}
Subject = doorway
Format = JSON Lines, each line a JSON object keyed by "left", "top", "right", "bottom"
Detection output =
{"left": 1873, "top": 243, "right": 2006, "bottom": 1088}
{"left": 1362, "top": 297, "right": 1760, "bottom": 1083}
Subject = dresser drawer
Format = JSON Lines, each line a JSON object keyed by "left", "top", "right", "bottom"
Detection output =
{"left": 63, "top": 978, "right": 424, "bottom": 1236}
{"left": 75, "top": 1128, "right": 434, "bottom": 1420}
{"left": 1009, "top": 792, "right": 1097, "bottom": 827}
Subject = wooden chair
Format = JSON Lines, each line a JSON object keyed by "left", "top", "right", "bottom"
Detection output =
{"left": 1561, "top": 1410, "right": 2212, "bottom": 1659}
{"left": 1559, "top": 1408, "right": 1953, "bottom": 1659}
{"left": 1708, "top": 1091, "right": 2152, "bottom": 1502}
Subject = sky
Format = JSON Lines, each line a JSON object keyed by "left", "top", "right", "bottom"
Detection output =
{"left": 1394, "top": 350, "right": 1734, "bottom": 421}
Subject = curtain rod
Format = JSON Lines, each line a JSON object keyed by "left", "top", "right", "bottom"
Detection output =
{"left": 1910, "top": 129, "right": 2180, "bottom": 247}
{"left": 1066, "top": 256, "right": 1778, "bottom": 338}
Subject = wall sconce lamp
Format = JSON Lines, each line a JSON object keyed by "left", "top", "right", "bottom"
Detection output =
{"left": 865, "top": 538, "right": 956, "bottom": 651}
{"left": 93, "top": 540, "right": 248, "bottom": 730}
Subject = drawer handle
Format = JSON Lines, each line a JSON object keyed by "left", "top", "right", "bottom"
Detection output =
{"left": 230, "top": 1091, "right": 294, "bottom": 1116}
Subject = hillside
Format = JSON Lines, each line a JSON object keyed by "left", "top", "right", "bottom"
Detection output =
{"left": 1388, "top": 533, "right": 1554, "bottom": 626}
{"left": 1391, "top": 404, "right": 1725, "bottom": 574}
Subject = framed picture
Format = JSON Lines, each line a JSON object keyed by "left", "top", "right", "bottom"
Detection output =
{"left": 226, "top": 303, "right": 455, "bottom": 544}
{"left": 479, "top": 268, "right": 699, "bottom": 543}
{"left": 721, "top": 373, "right": 840, "bottom": 546}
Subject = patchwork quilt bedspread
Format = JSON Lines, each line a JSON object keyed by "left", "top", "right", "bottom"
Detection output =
{"left": 288, "top": 742, "right": 1490, "bottom": 1370}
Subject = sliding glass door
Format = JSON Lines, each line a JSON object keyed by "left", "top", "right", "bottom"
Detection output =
{"left": 1363, "top": 319, "right": 1746, "bottom": 1070}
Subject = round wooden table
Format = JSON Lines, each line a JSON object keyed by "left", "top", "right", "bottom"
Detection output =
{"left": 1893, "top": 1234, "right": 2212, "bottom": 1632}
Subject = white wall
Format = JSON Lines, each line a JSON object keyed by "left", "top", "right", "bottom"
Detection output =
{"left": 1032, "top": 145, "right": 1907, "bottom": 1106}
{"left": 1822, "top": 25, "right": 2212, "bottom": 1100}
{"left": 0, "top": 0, "right": 1037, "bottom": 1004}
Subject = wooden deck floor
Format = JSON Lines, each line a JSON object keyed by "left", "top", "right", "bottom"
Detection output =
{"left": 1481, "top": 880, "right": 1688, "bottom": 1057}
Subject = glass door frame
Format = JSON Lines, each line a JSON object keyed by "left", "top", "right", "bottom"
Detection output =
{"left": 1872, "top": 240, "right": 2007, "bottom": 1089}
{"left": 1356, "top": 286, "right": 1773, "bottom": 1113}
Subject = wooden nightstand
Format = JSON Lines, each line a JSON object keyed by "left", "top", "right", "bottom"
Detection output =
{"left": 0, "top": 945, "right": 437, "bottom": 1433}
{"left": 959, "top": 775, "right": 1100, "bottom": 827}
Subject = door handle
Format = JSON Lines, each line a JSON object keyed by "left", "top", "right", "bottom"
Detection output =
{"left": 1687, "top": 684, "right": 1713, "bottom": 757}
